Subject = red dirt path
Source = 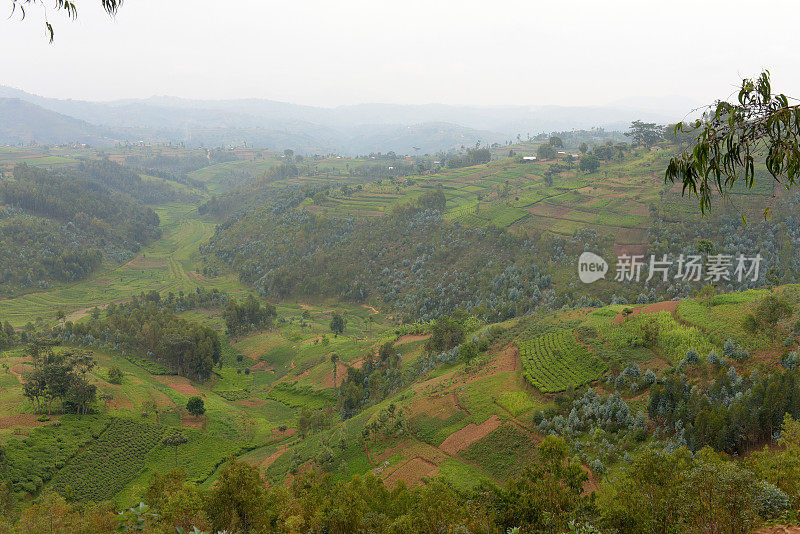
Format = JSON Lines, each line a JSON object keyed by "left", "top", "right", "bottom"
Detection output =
{"left": 261, "top": 447, "right": 288, "bottom": 468}
{"left": 439, "top": 415, "right": 501, "bottom": 455}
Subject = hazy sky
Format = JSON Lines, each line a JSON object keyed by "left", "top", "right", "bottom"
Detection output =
{"left": 1, "top": 0, "right": 798, "bottom": 108}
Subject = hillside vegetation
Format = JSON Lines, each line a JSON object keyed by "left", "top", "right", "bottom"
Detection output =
{"left": 0, "top": 164, "right": 162, "bottom": 295}
{"left": 1, "top": 143, "right": 800, "bottom": 532}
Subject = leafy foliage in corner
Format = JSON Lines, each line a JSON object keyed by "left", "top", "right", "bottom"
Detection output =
{"left": 9, "top": 0, "right": 122, "bottom": 42}
{"left": 666, "top": 71, "right": 800, "bottom": 221}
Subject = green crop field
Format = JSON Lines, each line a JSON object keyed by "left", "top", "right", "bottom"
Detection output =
{"left": 50, "top": 418, "right": 165, "bottom": 502}
{"left": 518, "top": 330, "right": 607, "bottom": 393}
{"left": 0, "top": 203, "right": 248, "bottom": 327}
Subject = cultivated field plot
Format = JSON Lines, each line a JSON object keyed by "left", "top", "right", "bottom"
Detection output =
{"left": 0, "top": 204, "right": 247, "bottom": 327}
{"left": 0, "top": 147, "right": 78, "bottom": 170}
{"left": 282, "top": 148, "right": 721, "bottom": 238}
{"left": 518, "top": 330, "right": 607, "bottom": 393}
{"left": 585, "top": 308, "right": 716, "bottom": 363}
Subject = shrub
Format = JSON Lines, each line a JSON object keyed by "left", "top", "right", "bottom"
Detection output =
{"left": 186, "top": 397, "right": 205, "bottom": 417}
{"left": 108, "top": 366, "right": 124, "bottom": 385}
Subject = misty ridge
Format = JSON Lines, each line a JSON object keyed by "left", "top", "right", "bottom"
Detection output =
{"left": 0, "top": 84, "right": 697, "bottom": 154}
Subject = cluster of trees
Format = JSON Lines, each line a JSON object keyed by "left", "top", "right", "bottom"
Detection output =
{"left": 156, "top": 287, "right": 231, "bottom": 312}
{"left": 2, "top": 164, "right": 160, "bottom": 244}
{"left": 625, "top": 120, "right": 664, "bottom": 147}
{"left": 297, "top": 406, "right": 334, "bottom": 437}
{"left": 1, "top": 428, "right": 795, "bottom": 533}
{"left": 338, "top": 341, "right": 403, "bottom": 419}
{"left": 644, "top": 200, "right": 800, "bottom": 298}
{"left": 743, "top": 294, "right": 793, "bottom": 337}
{"left": 123, "top": 149, "right": 235, "bottom": 190}
{"left": 329, "top": 312, "right": 345, "bottom": 335}
{"left": 262, "top": 163, "right": 301, "bottom": 182}
{"left": 425, "top": 314, "right": 466, "bottom": 353}
{"left": 223, "top": 294, "right": 277, "bottom": 336}
{"left": 0, "top": 320, "right": 17, "bottom": 349}
{"left": 362, "top": 403, "right": 408, "bottom": 441}
{"left": 0, "top": 164, "right": 162, "bottom": 293}
{"left": 444, "top": 147, "right": 491, "bottom": 169}
{"left": 130, "top": 289, "right": 231, "bottom": 314}
{"left": 198, "top": 181, "right": 309, "bottom": 218}
{"left": 21, "top": 344, "right": 98, "bottom": 415}
{"left": 535, "top": 388, "right": 648, "bottom": 474}
{"left": 599, "top": 443, "right": 792, "bottom": 533}
{"left": 58, "top": 297, "right": 221, "bottom": 380}
{"left": 203, "top": 187, "right": 553, "bottom": 322}
{"left": 76, "top": 159, "right": 189, "bottom": 205}
{"left": 0, "top": 211, "right": 103, "bottom": 292}
{"left": 124, "top": 152, "right": 223, "bottom": 175}
{"left": 649, "top": 366, "right": 800, "bottom": 453}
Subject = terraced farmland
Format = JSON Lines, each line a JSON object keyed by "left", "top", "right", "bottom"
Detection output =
{"left": 0, "top": 204, "right": 247, "bottom": 327}
{"left": 518, "top": 330, "right": 607, "bottom": 393}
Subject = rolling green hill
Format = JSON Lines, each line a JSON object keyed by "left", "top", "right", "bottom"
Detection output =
{"left": 0, "top": 143, "right": 799, "bottom": 533}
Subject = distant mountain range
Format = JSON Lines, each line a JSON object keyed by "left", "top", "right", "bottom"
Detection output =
{"left": 0, "top": 85, "right": 698, "bottom": 154}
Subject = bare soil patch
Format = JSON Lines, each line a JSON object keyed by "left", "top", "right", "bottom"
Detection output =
{"left": 66, "top": 304, "right": 110, "bottom": 323}
{"left": 613, "top": 300, "right": 678, "bottom": 324}
{"left": 581, "top": 464, "right": 600, "bottom": 496}
{"left": 528, "top": 204, "right": 571, "bottom": 218}
{"left": 439, "top": 414, "right": 501, "bottom": 455}
{"left": 154, "top": 375, "right": 202, "bottom": 396}
{"left": 395, "top": 334, "right": 430, "bottom": 345}
{"left": 615, "top": 227, "right": 648, "bottom": 242}
{"left": 249, "top": 361, "right": 274, "bottom": 372}
{"left": 409, "top": 390, "right": 460, "bottom": 419}
{"left": 188, "top": 271, "right": 207, "bottom": 281}
{"left": 613, "top": 242, "right": 648, "bottom": 258}
{"left": 0, "top": 414, "right": 56, "bottom": 429}
{"left": 642, "top": 356, "right": 672, "bottom": 371}
{"left": 374, "top": 439, "right": 415, "bottom": 465}
{"left": 753, "top": 527, "right": 800, "bottom": 534}
{"left": 9, "top": 360, "right": 33, "bottom": 381}
{"left": 751, "top": 347, "right": 784, "bottom": 367}
{"left": 150, "top": 389, "right": 176, "bottom": 409}
{"left": 272, "top": 427, "right": 296, "bottom": 437}
{"left": 439, "top": 344, "right": 519, "bottom": 392}
{"left": 236, "top": 399, "right": 267, "bottom": 407}
{"left": 322, "top": 361, "right": 349, "bottom": 388}
{"left": 383, "top": 457, "right": 438, "bottom": 489}
{"left": 181, "top": 413, "right": 204, "bottom": 428}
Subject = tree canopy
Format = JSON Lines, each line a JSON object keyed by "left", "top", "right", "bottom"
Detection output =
{"left": 626, "top": 120, "right": 663, "bottom": 147}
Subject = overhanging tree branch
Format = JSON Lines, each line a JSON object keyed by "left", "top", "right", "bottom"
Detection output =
{"left": 665, "top": 71, "right": 800, "bottom": 223}
{"left": 9, "top": 0, "right": 122, "bottom": 42}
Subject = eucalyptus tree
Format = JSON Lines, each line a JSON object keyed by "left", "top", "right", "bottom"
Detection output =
{"left": 666, "top": 71, "right": 800, "bottom": 223}
{"left": 9, "top": 0, "right": 122, "bottom": 42}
